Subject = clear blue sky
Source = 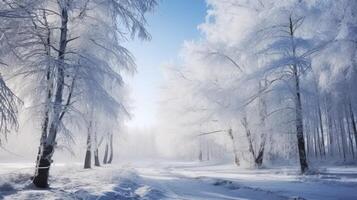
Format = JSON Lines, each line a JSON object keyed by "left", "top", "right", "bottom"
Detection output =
{"left": 124, "top": 0, "right": 207, "bottom": 128}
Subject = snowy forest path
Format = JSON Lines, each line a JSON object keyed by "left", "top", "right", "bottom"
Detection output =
{"left": 1, "top": 162, "right": 357, "bottom": 200}
{"left": 132, "top": 163, "right": 289, "bottom": 200}
{"left": 131, "top": 162, "right": 357, "bottom": 200}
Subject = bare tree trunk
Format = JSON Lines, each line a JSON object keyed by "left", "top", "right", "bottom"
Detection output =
{"left": 306, "top": 127, "right": 310, "bottom": 157}
{"left": 345, "top": 104, "right": 355, "bottom": 158}
{"left": 317, "top": 102, "right": 326, "bottom": 157}
{"left": 314, "top": 126, "right": 319, "bottom": 159}
{"left": 255, "top": 146, "right": 265, "bottom": 167}
{"left": 290, "top": 17, "right": 308, "bottom": 173}
{"left": 333, "top": 119, "right": 342, "bottom": 157}
{"left": 199, "top": 150, "right": 203, "bottom": 162}
{"left": 103, "top": 142, "right": 109, "bottom": 164}
{"left": 228, "top": 128, "right": 240, "bottom": 166}
{"left": 107, "top": 133, "right": 114, "bottom": 164}
{"left": 338, "top": 114, "right": 347, "bottom": 161}
{"left": 312, "top": 72, "right": 326, "bottom": 159}
{"left": 327, "top": 103, "right": 334, "bottom": 156}
{"left": 33, "top": 4, "right": 69, "bottom": 188}
{"left": 94, "top": 131, "right": 100, "bottom": 166}
{"left": 32, "top": 145, "right": 54, "bottom": 188}
{"left": 34, "top": 61, "right": 52, "bottom": 180}
{"left": 242, "top": 117, "right": 257, "bottom": 165}
{"left": 256, "top": 81, "right": 267, "bottom": 167}
{"left": 206, "top": 141, "right": 210, "bottom": 161}
{"left": 295, "top": 83, "right": 308, "bottom": 173}
{"left": 94, "top": 148, "right": 100, "bottom": 166}
{"left": 348, "top": 101, "right": 357, "bottom": 153}
{"left": 84, "top": 126, "right": 92, "bottom": 169}
{"left": 34, "top": 10, "right": 53, "bottom": 183}
{"left": 198, "top": 140, "right": 203, "bottom": 162}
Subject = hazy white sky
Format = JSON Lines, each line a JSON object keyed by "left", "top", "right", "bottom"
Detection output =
{"left": 124, "top": 0, "right": 207, "bottom": 129}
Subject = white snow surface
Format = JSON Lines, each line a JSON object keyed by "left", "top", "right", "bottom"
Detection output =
{"left": 0, "top": 161, "right": 357, "bottom": 200}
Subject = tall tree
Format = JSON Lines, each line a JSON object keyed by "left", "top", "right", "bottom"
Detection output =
{"left": 0, "top": 0, "right": 157, "bottom": 187}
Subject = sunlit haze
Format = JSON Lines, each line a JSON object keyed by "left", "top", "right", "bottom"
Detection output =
{"left": 124, "top": 0, "right": 206, "bottom": 129}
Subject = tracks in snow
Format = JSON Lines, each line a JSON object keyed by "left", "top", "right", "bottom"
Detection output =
{"left": 133, "top": 166, "right": 292, "bottom": 200}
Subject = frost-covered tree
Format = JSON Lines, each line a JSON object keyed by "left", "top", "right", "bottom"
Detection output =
{"left": 0, "top": 1, "right": 40, "bottom": 144}
{"left": 0, "top": 0, "right": 157, "bottom": 188}
{"left": 32, "top": 0, "right": 156, "bottom": 188}
{"left": 0, "top": 74, "right": 19, "bottom": 144}
{"left": 158, "top": 0, "right": 357, "bottom": 171}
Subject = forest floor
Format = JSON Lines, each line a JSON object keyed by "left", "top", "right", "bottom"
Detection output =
{"left": 0, "top": 161, "right": 357, "bottom": 200}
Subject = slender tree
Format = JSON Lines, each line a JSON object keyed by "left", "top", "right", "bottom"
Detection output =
{"left": 107, "top": 133, "right": 114, "bottom": 164}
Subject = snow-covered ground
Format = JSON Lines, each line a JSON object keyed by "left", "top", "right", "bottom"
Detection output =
{"left": 1, "top": 161, "right": 357, "bottom": 200}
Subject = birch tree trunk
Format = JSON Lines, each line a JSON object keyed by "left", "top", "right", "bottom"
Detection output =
{"left": 228, "top": 129, "right": 240, "bottom": 166}
{"left": 34, "top": 10, "right": 53, "bottom": 177}
{"left": 206, "top": 141, "right": 210, "bottom": 161}
{"left": 103, "top": 142, "right": 109, "bottom": 164}
{"left": 199, "top": 150, "right": 203, "bottom": 161}
{"left": 338, "top": 114, "right": 347, "bottom": 161}
{"left": 294, "top": 65, "right": 308, "bottom": 173}
{"left": 84, "top": 120, "right": 93, "bottom": 169}
{"left": 327, "top": 104, "right": 334, "bottom": 156}
{"left": 242, "top": 117, "right": 256, "bottom": 165}
{"left": 314, "top": 126, "right": 319, "bottom": 158}
{"left": 256, "top": 82, "right": 267, "bottom": 167}
{"left": 317, "top": 103, "right": 326, "bottom": 158}
{"left": 345, "top": 104, "right": 355, "bottom": 158}
{"left": 198, "top": 139, "right": 203, "bottom": 161}
{"left": 84, "top": 127, "right": 92, "bottom": 169}
{"left": 94, "top": 131, "right": 100, "bottom": 166}
{"left": 348, "top": 100, "right": 357, "bottom": 153}
{"left": 33, "top": 3, "right": 68, "bottom": 188}
{"left": 108, "top": 134, "right": 114, "bottom": 164}
{"left": 290, "top": 17, "right": 308, "bottom": 173}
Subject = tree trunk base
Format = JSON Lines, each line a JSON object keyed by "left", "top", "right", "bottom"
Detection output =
{"left": 103, "top": 144, "right": 108, "bottom": 164}
{"left": 32, "top": 165, "right": 50, "bottom": 188}
{"left": 234, "top": 155, "right": 240, "bottom": 166}
{"left": 84, "top": 150, "right": 91, "bottom": 169}
{"left": 94, "top": 149, "right": 100, "bottom": 167}
{"left": 33, "top": 145, "right": 53, "bottom": 188}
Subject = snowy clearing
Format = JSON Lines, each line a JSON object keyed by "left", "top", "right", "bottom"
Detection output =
{"left": 1, "top": 0, "right": 357, "bottom": 199}
{"left": 1, "top": 162, "right": 356, "bottom": 200}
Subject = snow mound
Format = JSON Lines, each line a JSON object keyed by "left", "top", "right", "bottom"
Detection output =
{"left": 0, "top": 164, "right": 165, "bottom": 200}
